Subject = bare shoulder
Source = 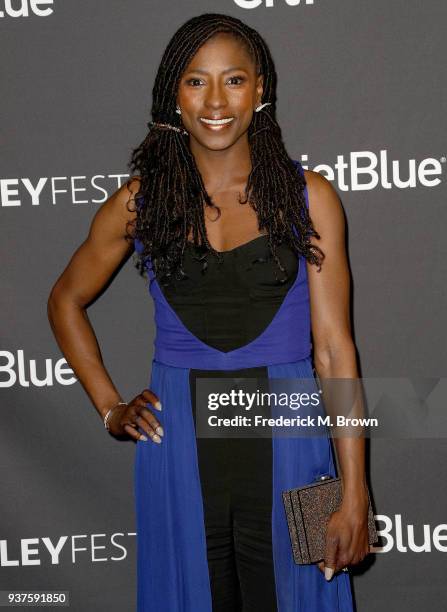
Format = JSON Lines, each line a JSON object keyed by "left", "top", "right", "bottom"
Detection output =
{"left": 110, "top": 175, "right": 141, "bottom": 221}
{"left": 303, "top": 169, "right": 344, "bottom": 229}
{"left": 303, "top": 169, "right": 341, "bottom": 208}
{"left": 84, "top": 175, "right": 142, "bottom": 247}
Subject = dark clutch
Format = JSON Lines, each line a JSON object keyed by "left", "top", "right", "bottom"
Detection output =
{"left": 282, "top": 475, "right": 378, "bottom": 565}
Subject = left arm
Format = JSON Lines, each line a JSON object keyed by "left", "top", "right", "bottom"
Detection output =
{"left": 304, "top": 169, "right": 371, "bottom": 579}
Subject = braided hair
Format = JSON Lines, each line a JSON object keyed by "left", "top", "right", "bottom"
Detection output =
{"left": 125, "top": 12, "right": 324, "bottom": 284}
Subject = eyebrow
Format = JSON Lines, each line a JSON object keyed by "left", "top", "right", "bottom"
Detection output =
{"left": 183, "top": 66, "right": 249, "bottom": 75}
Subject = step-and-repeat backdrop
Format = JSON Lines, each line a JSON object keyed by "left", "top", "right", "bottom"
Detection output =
{"left": 1, "top": 1, "right": 446, "bottom": 610}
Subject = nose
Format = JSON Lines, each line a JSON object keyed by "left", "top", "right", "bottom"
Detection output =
{"left": 204, "top": 80, "right": 228, "bottom": 111}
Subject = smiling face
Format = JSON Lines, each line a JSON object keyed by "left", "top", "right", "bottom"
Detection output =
{"left": 176, "top": 32, "right": 264, "bottom": 152}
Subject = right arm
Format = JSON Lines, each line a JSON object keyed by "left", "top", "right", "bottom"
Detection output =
{"left": 47, "top": 178, "right": 162, "bottom": 443}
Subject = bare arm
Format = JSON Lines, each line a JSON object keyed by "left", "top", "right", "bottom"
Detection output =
{"left": 305, "top": 169, "right": 370, "bottom": 577}
{"left": 47, "top": 178, "right": 140, "bottom": 419}
{"left": 305, "top": 170, "right": 367, "bottom": 497}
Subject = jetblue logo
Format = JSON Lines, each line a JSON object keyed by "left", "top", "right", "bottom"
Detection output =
{"left": 373, "top": 514, "right": 447, "bottom": 554}
{"left": 0, "top": 350, "right": 76, "bottom": 388}
{"left": 0, "top": 0, "right": 54, "bottom": 18}
{"left": 234, "top": 0, "right": 314, "bottom": 7}
{"left": 300, "top": 151, "right": 445, "bottom": 192}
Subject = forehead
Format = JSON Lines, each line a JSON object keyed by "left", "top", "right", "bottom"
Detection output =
{"left": 184, "top": 32, "right": 255, "bottom": 72}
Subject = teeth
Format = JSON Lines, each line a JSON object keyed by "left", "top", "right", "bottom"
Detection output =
{"left": 200, "top": 117, "right": 234, "bottom": 125}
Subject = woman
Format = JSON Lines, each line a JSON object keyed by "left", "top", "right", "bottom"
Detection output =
{"left": 48, "top": 12, "right": 371, "bottom": 612}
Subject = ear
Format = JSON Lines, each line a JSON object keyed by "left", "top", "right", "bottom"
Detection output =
{"left": 256, "top": 74, "right": 264, "bottom": 106}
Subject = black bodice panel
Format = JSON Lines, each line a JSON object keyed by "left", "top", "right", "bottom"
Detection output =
{"left": 159, "top": 235, "right": 299, "bottom": 353}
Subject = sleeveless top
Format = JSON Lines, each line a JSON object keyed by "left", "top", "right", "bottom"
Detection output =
{"left": 134, "top": 159, "right": 312, "bottom": 369}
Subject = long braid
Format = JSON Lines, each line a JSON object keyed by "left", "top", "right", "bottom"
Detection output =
{"left": 126, "top": 12, "right": 324, "bottom": 284}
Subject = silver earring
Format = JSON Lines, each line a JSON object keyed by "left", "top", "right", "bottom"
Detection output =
{"left": 255, "top": 102, "right": 271, "bottom": 113}
{"left": 176, "top": 105, "right": 182, "bottom": 115}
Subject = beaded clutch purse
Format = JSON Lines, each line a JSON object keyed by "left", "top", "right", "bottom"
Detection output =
{"left": 282, "top": 475, "right": 378, "bottom": 565}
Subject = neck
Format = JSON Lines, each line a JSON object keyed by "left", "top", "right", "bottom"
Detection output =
{"left": 189, "top": 134, "right": 252, "bottom": 193}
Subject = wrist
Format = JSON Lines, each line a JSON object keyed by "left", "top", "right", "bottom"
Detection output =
{"left": 103, "top": 400, "right": 128, "bottom": 431}
{"left": 97, "top": 393, "right": 126, "bottom": 419}
{"left": 341, "top": 480, "right": 369, "bottom": 509}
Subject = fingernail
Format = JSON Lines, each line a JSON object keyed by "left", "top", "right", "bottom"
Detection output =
{"left": 154, "top": 401, "right": 162, "bottom": 411}
{"left": 156, "top": 426, "right": 164, "bottom": 437}
{"left": 325, "top": 567, "right": 334, "bottom": 581}
{"left": 152, "top": 433, "right": 162, "bottom": 444}
{"left": 140, "top": 435, "right": 148, "bottom": 442}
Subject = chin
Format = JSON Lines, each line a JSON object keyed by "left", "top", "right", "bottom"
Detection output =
{"left": 190, "top": 129, "right": 248, "bottom": 152}
{"left": 203, "top": 140, "right": 239, "bottom": 152}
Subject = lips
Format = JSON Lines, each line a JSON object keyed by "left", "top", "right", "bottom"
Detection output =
{"left": 199, "top": 117, "right": 235, "bottom": 126}
{"left": 198, "top": 116, "right": 235, "bottom": 133}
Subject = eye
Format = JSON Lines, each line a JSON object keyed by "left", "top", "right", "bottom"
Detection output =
{"left": 186, "top": 78, "right": 204, "bottom": 87}
{"left": 227, "top": 75, "right": 246, "bottom": 86}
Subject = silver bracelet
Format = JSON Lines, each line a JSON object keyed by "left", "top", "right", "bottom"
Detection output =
{"left": 103, "top": 401, "right": 128, "bottom": 431}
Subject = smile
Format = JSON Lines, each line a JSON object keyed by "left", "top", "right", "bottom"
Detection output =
{"left": 199, "top": 117, "right": 235, "bottom": 129}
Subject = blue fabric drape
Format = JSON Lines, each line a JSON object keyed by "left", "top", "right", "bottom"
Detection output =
{"left": 134, "top": 357, "right": 353, "bottom": 611}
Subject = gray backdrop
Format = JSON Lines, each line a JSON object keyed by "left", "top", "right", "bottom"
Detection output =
{"left": 1, "top": 1, "right": 446, "bottom": 610}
